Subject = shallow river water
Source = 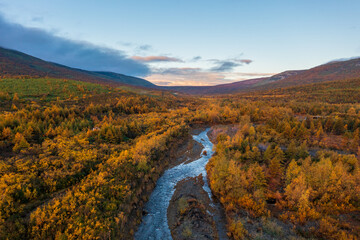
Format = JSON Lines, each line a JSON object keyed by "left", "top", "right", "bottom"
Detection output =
{"left": 134, "top": 128, "right": 227, "bottom": 240}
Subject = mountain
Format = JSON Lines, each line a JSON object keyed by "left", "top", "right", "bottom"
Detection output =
{"left": 166, "top": 58, "right": 360, "bottom": 95}
{"left": 164, "top": 71, "right": 304, "bottom": 95}
{"left": 238, "top": 77, "right": 360, "bottom": 104}
{"left": 262, "top": 57, "right": 360, "bottom": 89}
{"left": 0, "top": 47, "right": 155, "bottom": 88}
{"left": 2, "top": 46, "right": 359, "bottom": 95}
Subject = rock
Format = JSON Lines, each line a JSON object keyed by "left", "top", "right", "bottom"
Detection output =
{"left": 142, "top": 209, "right": 148, "bottom": 216}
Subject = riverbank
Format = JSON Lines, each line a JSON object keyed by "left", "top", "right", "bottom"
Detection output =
{"left": 167, "top": 128, "right": 205, "bottom": 168}
{"left": 120, "top": 129, "right": 198, "bottom": 239}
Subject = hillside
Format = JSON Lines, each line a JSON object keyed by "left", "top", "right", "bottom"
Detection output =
{"left": 165, "top": 71, "right": 303, "bottom": 95}
{"left": 238, "top": 77, "right": 360, "bottom": 104}
{"left": 0, "top": 47, "right": 155, "bottom": 88}
{"left": 262, "top": 57, "right": 360, "bottom": 89}
{"left": 166, "top": 58, "right": 360, "bottom": 95}
{"left": 2, "top": 46, "right": 359, "bottom": 95}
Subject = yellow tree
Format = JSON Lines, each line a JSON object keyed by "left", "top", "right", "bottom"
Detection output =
{"left": 13, "top": 133, "right": 30, "bottom": 152}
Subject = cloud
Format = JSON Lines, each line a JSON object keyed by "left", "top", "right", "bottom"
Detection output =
{"left": 191, "top": 56, "right": 202, "bottom": 61}
{"left": 209, "top": 58, "right": 253, "bottom": 72}
{"left": 229, "top": 72, "right": 275, "bottom": 77}
{"left": 150, "top": 81, "right": 173, "bottom": 86}
{"left": 237, "top": 59, "right": 252, "bottom": 64}
{"left": 225, "top": 72, "right": 275, "bottom": 82}
{"left": 326, "top": 56, "right": 360, "bottom": 64}
{"left": 211, "top": 61, "right": 241, "bottom": 72}
{"left": 146, "top": 71, "right": 228, "bottom": 86}
{"left": 148, "top": 67, "right": 228, "bottom": 86}
{"left": 160, "top": 67, "right": 201, "bottom": 74}
{"left": 147, "top": 66, "right": 273, "bottom": 86}
{"left": 117, "top": 41, "right": 132, "bottom": 47}
{"left": 138, "top": 44, "right": 152, "bottom": 51}
{"left": 0, "top": 15, "right": 150, "bottom": 76}
{"left": 31, "top": 16, "right": 44, "bottom": 23}
{"left": 131, "top": 55, "right": 183, "bottom": 62}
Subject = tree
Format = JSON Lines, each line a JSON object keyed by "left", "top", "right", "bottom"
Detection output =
{"left": 347, "top": 107, "right": 356, "bottom": 116}
{"left": 283, "top": 122, "right": 293, "bottom": 139}
{"left": 249, "top": 126, "right": 256, "bottom": 136}
{"left": 332, "top": 118, "right": 345, "bottom": 135}
{"left": 1, "top": 127, "right": 12, "bottom": 140}
{"left": 11, "top": 104, "right": 18, "bottom": 111}
{"left": 286, "top": 140, "right": 297, "bottom": 160}
{"left": 268, "top": 156, "right": 283, "bottom": 178}
{"left": 351, "top": 128, "right": 359, "bottom": 152}
{"left": 296, "top": 121, "right": 310, "bottom": 140}
{"left": 315, "top": 124, "right": 324, "bottom": 140}
{"left": 286, "top": 159, "right": 302, "bottom": 185}
{"left": 297, "top": 141, "right": 309, "bottom": 159}
{"left": 13, "top": 133, "right": 30, "bottom": 152}
{"left": 264, "top": 145, "right": 284, "bottom": 163}
{"left": 324, "top": 118, "right": 334, "bottom": 132}
{"left": 13, "top": 93, "right": 19, "bottom": 101}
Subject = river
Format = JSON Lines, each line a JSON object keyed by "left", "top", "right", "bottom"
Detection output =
{"left": 134, "top": 128, "right": 227, "bottom": 240}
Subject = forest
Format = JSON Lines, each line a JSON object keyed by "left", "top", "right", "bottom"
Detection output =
{"left": 0, "top": 77, "right": 359, "bottom": 239}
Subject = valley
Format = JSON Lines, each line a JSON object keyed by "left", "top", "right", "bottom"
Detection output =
{"left": 0, "top": 48, "right": 359, "bottom": 240}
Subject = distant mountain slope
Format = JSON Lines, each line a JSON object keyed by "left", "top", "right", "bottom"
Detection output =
{"left": 0, "top": 47, "right": 155, "bottom": 88}
{"left": 238, "top": 77, "right": 360, "bottom": 104}
{"left": 165, "top": 58, "right": 360, "bottom": 95}
{"left": 2, "top": 46, "right": 359, "bottom": 94}
{"left": 163, "top": 77, "right": 268, "bottom": 95}
{"left": 164, "top": 71, "right": 304, "bottom": 95}
{"left": 262, "top": 58, "right": 360, "bottom": 89}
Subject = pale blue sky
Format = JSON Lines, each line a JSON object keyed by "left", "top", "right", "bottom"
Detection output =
{"left": 0, "top": 0, "right": 359, "bottom": 85}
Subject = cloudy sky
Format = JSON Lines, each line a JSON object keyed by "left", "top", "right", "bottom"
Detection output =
{"left": 0, "top": 0, "right": 359, "bottom": 86}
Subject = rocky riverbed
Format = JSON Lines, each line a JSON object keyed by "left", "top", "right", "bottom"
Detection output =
{"left": 167, "top": 175, "right": 218, "bottom": 240}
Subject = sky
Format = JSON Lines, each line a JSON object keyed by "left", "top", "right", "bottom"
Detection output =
{"left": 0, "top": 0, "right": 359, "bottom": 86}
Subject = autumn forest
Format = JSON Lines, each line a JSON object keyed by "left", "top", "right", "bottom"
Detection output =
{"left": 0, "top": 66, "right": 358, "bottom": 240}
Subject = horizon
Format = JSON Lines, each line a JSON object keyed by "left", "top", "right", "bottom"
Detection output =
{"left": 0, "top": 0, "right": 359, "bottom": 86}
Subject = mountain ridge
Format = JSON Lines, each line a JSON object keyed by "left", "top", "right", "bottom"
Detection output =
{"left": 0, "top": 46, "right": 156, "bottom": 88}
{"left": 163, "top": 58, "right": 360, "bottom": 95}
{"left": 1, "top": 46, "right": 359, "bottom": 95}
